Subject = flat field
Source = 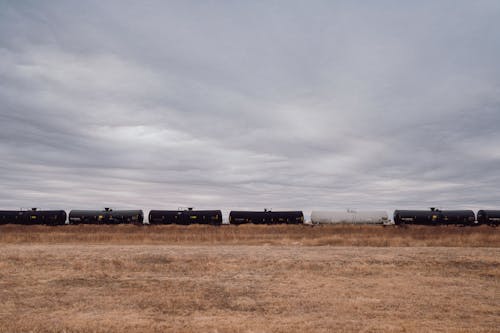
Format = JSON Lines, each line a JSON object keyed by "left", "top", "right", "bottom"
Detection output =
{"left": 0, "top": 225, "right": 498, "bottom": 332}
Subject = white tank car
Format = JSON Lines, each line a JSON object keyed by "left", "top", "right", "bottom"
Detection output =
{"left": 310, "top": 210, "right": 389, "bottom": 224}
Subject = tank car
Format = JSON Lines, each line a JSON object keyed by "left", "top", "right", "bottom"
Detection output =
{"left": 393, "top": 208, "right": 475, "bottom": 225}
{"left": 393, "top": 208, "right": 442, "bottom": 225}
{"left": 229, "top": 209, "right": 304, "bottom": 225}
{"left": 477, "top": 210, "right": 500, "bottom": 226}
{"left": 68, "top": 208, "right": 143, "bottom": 224}
{"left": 311, "top": 210, "right": 389, "bottom": 224}
{"left": 148, "top": 208, "right": 222, "bottom": 225}
{"left": 0, "top": 208, "right": 66, "bottom": 225}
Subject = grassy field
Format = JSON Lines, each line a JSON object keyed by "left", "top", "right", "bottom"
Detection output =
{"left": 0, "top": 225, "right": 498, "bottom": 332}
{"left": 0, "top": 224, "right": 499, "bottom": 246}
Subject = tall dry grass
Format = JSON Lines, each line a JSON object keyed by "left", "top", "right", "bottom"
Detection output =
{"left": 0, "top": 224, "right": 498, "bottom": 246}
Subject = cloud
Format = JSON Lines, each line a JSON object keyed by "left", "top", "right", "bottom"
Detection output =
{"left": 1, "top": 1, "right": 500, "bottom": 220}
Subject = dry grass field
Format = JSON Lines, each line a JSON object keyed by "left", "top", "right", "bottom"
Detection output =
{"left": 0, "top": 225, "right": 499, "bottom": 332}
{"left": 0, "top": 224, "right": 499, "bottom": 246}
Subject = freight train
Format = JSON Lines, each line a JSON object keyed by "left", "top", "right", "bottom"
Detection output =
{"left": 0, "top": 208, "right": 498, "bottom": 226}
{"left": 229, "top": 209, "right": 304, "bottom": 225}
{"left": 68, "top": 208, "right": 144, "bottom": 224}
{"left": 310, "top": 210, "right": 389, "bottom": 224}
{"left": 0, "top": 208, "right": 66, "bottom": 225}
{"left": 149, "top": 208, "right": 222, "bottom": 225}
{"left": 393, "top": 208, "right": 476, "bottom": 225}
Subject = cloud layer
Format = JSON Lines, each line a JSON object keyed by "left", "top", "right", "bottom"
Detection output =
{"left": 1, "top": 1, "right": 500, "bottom": 218}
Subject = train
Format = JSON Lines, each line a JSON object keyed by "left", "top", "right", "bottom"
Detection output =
{"left": 311, "top": 210, "right": 389, "bottom": 224}
{"left": 149, "top": 208, "right": 222, "bottom": 225}
{"left": 393, "top": 208, "right": 476, "bottom": 225}
{"left": 68, "top": 208, "right": 144, "bottom": 224}
{"left": 229, "top": 209, "right": 304, "bottom": 225}
{"left": 0, "top": 207, "right": 498, "bottom": 226}
{"left": 0, "top": 208, "right": 66, "bottom": 225}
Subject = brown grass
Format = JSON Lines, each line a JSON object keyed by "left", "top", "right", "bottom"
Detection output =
{"left": 0, "top": 226, "right": 498, "bottom": 332}
{"left": 0, "top": 224, "right": 498, "bottom": 246}
{"left": 0, "top": 245, "right": 498, "bottom": 332}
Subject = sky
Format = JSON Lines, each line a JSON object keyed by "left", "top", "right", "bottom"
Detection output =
{"left": 1, "top": 1, "right": 500, "bottom": 219}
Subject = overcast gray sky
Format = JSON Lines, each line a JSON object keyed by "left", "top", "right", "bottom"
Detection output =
{"left": 1, "top": 1, "right": 499, "bottom": 216}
